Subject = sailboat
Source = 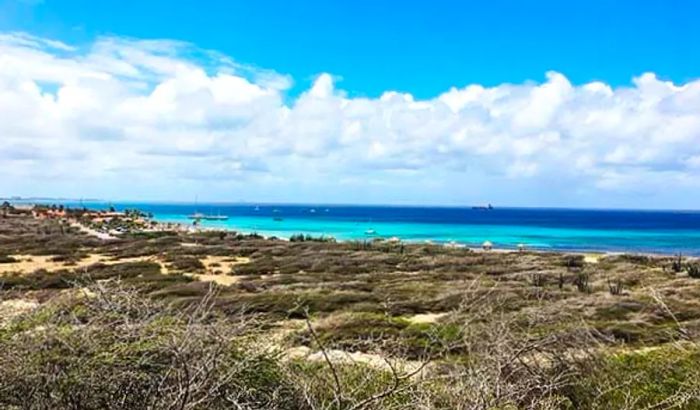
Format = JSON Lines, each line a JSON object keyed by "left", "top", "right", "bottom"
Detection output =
{"left": 203, "top": 212, "right": 229, "bottom": 221}
{"left": 187, "top": 212, "right": 205, "bottom": 220}
{"left": 187, "top": 197, "right": 229, "bottom": 220}
{"left": 187, "top": 196, "right": 203, "bottom": 220}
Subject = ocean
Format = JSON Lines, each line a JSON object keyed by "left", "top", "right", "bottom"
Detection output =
{"left": 19, "top": 201, "right": 700, "bottom": 255}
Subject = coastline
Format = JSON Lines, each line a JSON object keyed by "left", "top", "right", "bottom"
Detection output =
{"left": 18, "top": 201, "right": 700, "bottom": 257}
{"left": 148, "top": 217, "right": 683, "bottom": 259}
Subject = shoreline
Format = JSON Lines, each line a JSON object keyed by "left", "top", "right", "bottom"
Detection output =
{"left": 149, "top": 217, "right": 687, "bottom": 259}
{"left": 21, "top": 202, "right": 696, "bottom": 258}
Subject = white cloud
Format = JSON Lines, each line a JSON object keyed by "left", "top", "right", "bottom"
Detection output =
{"left": 1, "top": 31, "right": 700, "bottom": 206}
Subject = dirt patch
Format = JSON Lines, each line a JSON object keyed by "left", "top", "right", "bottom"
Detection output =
{"left": 174, "top": 255, "right": 251, "bottom": 286}
{"left": 201, "top": 255, "right": 251, "bottom": 274}
{"left": 0, "top": 299, "right": 39, "bottom": 324}
{"left": 0, "top": 255, "right": 62, "bottom": 274}
{"left": 583, "top": 254, "right": 603, "bottom": 264}
{"left": 186, "top": 273, "right": 241, "bottom": 286}
{"left": 285, "top": 346, "right": 425, "bottom": 374}
{"left": 0, "top": 254, "right": 168, "bottom": 275}
{"left": 70, "top": 222, "right": 116, "bottom": 240}
{"left": 405, "top": 312, "right": 447, "bottom": 324}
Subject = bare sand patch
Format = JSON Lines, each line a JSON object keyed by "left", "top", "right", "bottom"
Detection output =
{"left": 0, "top": 248, "right": 252, "bottom": 288}
{"left": 185, "top": 273, "right": 241, "bottom": 286}
{"left": 0, "top": 253, "right": 168, "bottom": 275}
{"left": 286, "top": 346, "right": 425, "bottom": 374}
{"left": 70, "top": 222, "right": 116, "bottom": 240}
{"left": 0, "top": 299, "right": 39, "bottom": 324}
{"left": 167, "top": 256, "right": 251, "bottom": 286}
{"left": 405, "top": 312, "right": 447, "bottom": 324}
{"left": 583, "top": 253, "right": 603, "bottom": 264}
{"left": 0, "top": 255, "right": 60, "bottom": 274}
{"left": 201, "top": 255, "right": 250, "bottom": 274}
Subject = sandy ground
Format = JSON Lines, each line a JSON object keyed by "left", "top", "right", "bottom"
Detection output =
{"left": 0, "top": 254, "right": 106, "bottom": 274}
{"left": 70, "top": 222, "right": 116, "bottom": 240}
{"left": 405, "top": 312, "right": 447, "bottom": 324}
{"left": 0, "top": 253, "right": 167, "bottom": 275}
{"left": 583, "top": 253, "right": 603, "bottom": 264}
{"left": 181, "top": 255, "right": 251, "bottom": 286}
{"left": 0, "top": 299, "right": 39, "bottom": 324}
{"left": 286, "top": 346, "right": 426, "bottom": 374}
{"left": 0, "top": 253, "right": 252, "bottom": 287}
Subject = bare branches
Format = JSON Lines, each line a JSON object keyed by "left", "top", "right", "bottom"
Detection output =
{"left": 304, "top": 312, "right": 345, "bottom": 407}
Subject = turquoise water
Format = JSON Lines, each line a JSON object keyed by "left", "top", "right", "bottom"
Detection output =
{"left": 17, "top": 201, "right": 700, "bottom": 254}
{"left": 145, "top": 205, "right": 700, "bottom": 255}
{"left": 158, "top": 214, "right": 700, "bottom": 252}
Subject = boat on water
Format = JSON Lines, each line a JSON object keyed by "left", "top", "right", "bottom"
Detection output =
{"left": 365, "top": 229, "right": 377, "bottom": 235}
{"left": 204, "top": 214, "right": 229, "bottom": 221}
{"left": 472, "top": 203, "right": 494, "bottom": 210}
{"left": 187, "top": 212, "right": 229, "bottom": 221}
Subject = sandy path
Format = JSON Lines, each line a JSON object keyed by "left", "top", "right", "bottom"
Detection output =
{"left": 70, "top": 222, "right": 116, "bottom": 240}
{"left": 405, "top": 312, "right": 447, "bottom": 324}
{"left": 177, "top": 256, "right": 251, "bottom": 286}
{"left": 0, "top": 251, "right": 252, "bottom": 287}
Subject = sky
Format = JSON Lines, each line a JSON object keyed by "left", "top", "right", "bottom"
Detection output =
{"left": 1, "top": 0, "right": 700, "bottom": 208}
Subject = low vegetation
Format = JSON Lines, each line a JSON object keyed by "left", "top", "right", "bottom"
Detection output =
{"left": 1, "top": 211, "right": 700, "bottom": 409}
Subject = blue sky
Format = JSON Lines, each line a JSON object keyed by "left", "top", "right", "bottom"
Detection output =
{"left": 3, "top": 0, "right": 699, "bottom": 97}
{"left": 1, "top": 1, "right": 700, "bottom": 208}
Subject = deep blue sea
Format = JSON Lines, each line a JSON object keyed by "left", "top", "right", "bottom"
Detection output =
{"left": 17, "top": 201, "right": 700, "bottom": 255}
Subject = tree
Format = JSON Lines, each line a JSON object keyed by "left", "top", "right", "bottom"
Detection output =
{"left": 1, "top": 201, "right": 12, "bottom": 218}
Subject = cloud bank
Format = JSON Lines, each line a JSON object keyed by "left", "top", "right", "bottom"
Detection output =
{"left": 1, "top": 32, "right": 700, "bottom": 206}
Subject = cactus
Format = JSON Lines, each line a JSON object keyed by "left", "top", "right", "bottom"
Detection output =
{"left": 574, "top": 271, "right": 591, "bottom": 293}
{"left": 531, "top": 273, "right": 545, "bottom": 287}
{"left": 608, "top": 279, "right": 624, "bottom": 295}
{"left": 672, "top": 253, "right": 683, "bottom": 273}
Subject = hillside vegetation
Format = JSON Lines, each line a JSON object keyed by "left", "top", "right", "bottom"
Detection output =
{"left": 2, "top": 212, "right": 700, "bottom": 409}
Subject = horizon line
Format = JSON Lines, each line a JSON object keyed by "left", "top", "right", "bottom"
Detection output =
{"left": 7, "top": 197, "right": 700, "bottom": 214}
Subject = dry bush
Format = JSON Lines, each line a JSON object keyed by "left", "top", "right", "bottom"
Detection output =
{"left": 402, "top": 285, "right": 596, "bottom": 409}
{"left": 0, "top": 280, "right": 303, "bottom": 410}
{"left": 2, "top": 279, "right": 700, "bottom": 409}
{"left": 687, "top": 263, "right": 700, "bottom": 279}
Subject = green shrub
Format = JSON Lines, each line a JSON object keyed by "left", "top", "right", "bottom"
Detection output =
{"left": 687, "top": 263, "right": 700, "bottom": 279}
{"left": 290, "top": 234, "right": 335, "bottom": 243}
{"left": 0, "top": 282, "right": 304, "bottom": 410}
{"left": 564, "top": 255, "right": 584, "bottom": 269}
{"left": 166, "top": 256, "right": 206, "bottom": 273}
{"left": 0, "top": 254, "right": 17, "bottom": 263}
{"left": 567, "top": 345, "right": 700, "bottom": 408}
{"left": 574, "top": 271, "right": 591, "bottom": 293}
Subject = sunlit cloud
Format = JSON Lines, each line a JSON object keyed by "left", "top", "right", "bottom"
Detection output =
{"left": 1, "top": 31, "right": 700, "bottom": 205}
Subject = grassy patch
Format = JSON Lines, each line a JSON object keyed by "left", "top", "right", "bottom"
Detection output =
{"left": 567, "top": 344, "right": 700, "bottom": 408}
